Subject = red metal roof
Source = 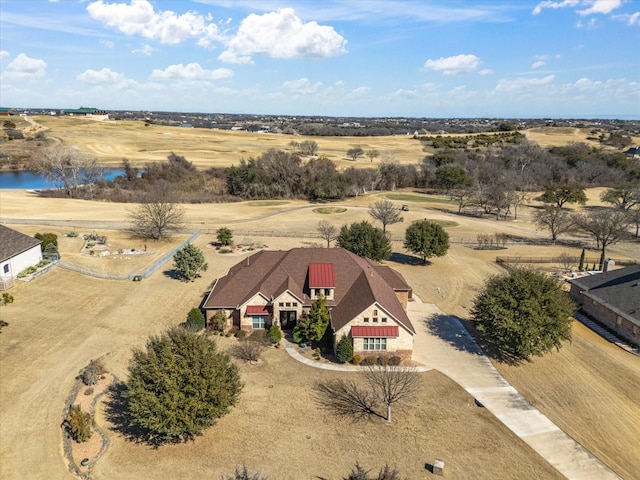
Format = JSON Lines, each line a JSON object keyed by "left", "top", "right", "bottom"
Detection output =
{"left": 246, "top": 305, "right": 270, "bottom": 315}
{"left": 308, "top": 263, "right": 336, "bottom": 288}
{"left": 350, "top": 326, "right": 399, "bottom": 338}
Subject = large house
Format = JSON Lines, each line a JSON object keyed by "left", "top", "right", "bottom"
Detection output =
{"left": 0, "top": 225, "right": 42, "bottom": 290}
{"left": 569, "top": 264, "right": 640, "bottom": 346}
{"left": 203, "top": 248, "right": 416, "bottom": 358}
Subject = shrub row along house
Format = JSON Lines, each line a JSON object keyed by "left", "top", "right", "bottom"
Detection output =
{"left": 203, "top": 248, "right": 416, "bottom": 358}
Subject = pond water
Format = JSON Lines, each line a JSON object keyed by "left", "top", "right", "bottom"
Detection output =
{"left": 0, "top": 169, "right": 124, "bottom": 190}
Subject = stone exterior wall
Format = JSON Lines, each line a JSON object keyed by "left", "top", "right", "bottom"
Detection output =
{"left": 395, "top": 290, "right": 409, "bottom": 310}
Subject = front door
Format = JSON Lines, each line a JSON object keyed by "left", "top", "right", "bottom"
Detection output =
{"left": 279, "top": 311, "right": 297, "bottom": 330}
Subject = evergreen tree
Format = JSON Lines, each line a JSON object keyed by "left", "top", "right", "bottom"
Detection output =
{"left": 125, "top": 327, "right": 242, "bottom": 444}
{"left": 186, "top": 307, "right": 205, "bottom": 331}
{"left": 173, "top": 243, "right": 208, "bottom": 281}
{"left": 336, "top": 334, "right": 354, "bottom": 363}
{"left": 337, "top": 221, "right": 391, "bottom": 262}
{"left": 472, "top": 267, "right": 575, "bottom": 360}
{"left": 216, "top": 227, "right": 233, "bottom": 246}
{"left": 403, "top": 219, "right": 449, "bottom": 263}
{"left": 578, "top": 248, "right": 586, "bottom": 272}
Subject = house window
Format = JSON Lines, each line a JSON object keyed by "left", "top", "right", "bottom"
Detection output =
{"left": 373, "top": 309, "right": 378, "bottom": 316}
{"left": 286, "top": 302, "right": 291, "bottom": 307}
{"left": 633, "top": 325, "right": 637, "bottom": 335}
{"left": 373, "top": 318, "right": 378, "bottom": 323}
{"left": 381, "top": 318, "right": 387, "bottom": 323}
{"left": 2, "top": 264, "right": 8, "bottom": 274}
{"left": 363, "top": 338, "right": 387, "bottom": 351}
{"left": 292, "top": 302, "right": 298, "bottom": 307}
{"left": 324, "top": 288, "right": 331, "bottom": 296}
{"left": 364, "top": 317, "right": 369, "bottom": 323}
{"left": 616, "top": 316, "right": 622, "bottom": 326}
{"left": 279, "top": 302, "right": 284, "bottom": 307}
{"left": 251, "top": 316, "right": 266, "bottom": 329}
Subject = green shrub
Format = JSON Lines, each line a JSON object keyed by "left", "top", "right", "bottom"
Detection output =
{"left": 1, "top": 293, "right": 14, "bottom": 306}
{"left": 67, "top": 231, "right": 79, "bottom": 238}
{"left": 268, "top": 324, "right": 282, "bottom": 344}
{"left": 313, "top": 348, "right": 321, "bottom": 360}
{"left": 219, "top": 248, "right": 232, "bottom": 254}
{"left": 36, "top": 259, "right": 50, "bottom": 268}
{"left": 361, "top": 356, "right": 377, "bottom": 366}
{"left": 216, "top": 227, "right": 233, "bottom": 246}
{"left": 212, "top": 311, "right": 228, "bottom": 331}
{"left": 186, "top": 307, "right": 205, "bottom": 331}
{"left": 335, "top": 334, "right": 354, "bottom": 363}
{"left": 351, "top": 354, "right": 362, "bottom": 365}
{"left": 35, "top": 232, "right": 58, "bottom": 252}
{"left": 66, "top": 405, "right": 92, "bottom": 443}
{"left": 389, "top": 356, "right": 402, "bottom": 366}
{"left": 235, "top": 330, "right": 248, "bottom": 340}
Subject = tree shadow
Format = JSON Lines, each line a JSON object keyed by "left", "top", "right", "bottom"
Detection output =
{"left": 461, "top": 319, "right": 527, "bottom": 366}
{"left": 389, "top": 252, "right": 426, "bottom": 266}
{"left": 424, "top": 314, "right": 485, "bottom": 357}
{"left": 162, "top": 269, "right": 181, "bottom": 280}
{"left": 104, "top": 381, "right": 185, "bottom": 448}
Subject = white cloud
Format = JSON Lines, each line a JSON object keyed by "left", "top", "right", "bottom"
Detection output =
{"left": 100, "top": 39, "right": 115, "bottom": 48}
{"left": 86, "top": 0, "right": 222, "bottom": 45}
{"left": 220, "top": 8, "right": 347, "bottom": 63}
{"left": 77, "top": 67, "right": 130, "bottom": 85}
{"left": 495, "top": 75, "right": 555, "bottom": 92}
{"left": 533, "top": 0, "right": 623, "bottom": 16}
{"left": 613, "top": 11, "right": 640, "bottom": 25}
{"left": 350, "top": 86, "right": 370, "bottom": 97}
{"left": 132, "top": 44, "right": 154, "bottom": 56}
{"left": 150, "top": 63, "right": 233, "bottom": 81}
{"left": 0, "top": 51, "right": 9, "bottom": 62}
{"left": 479, "top": 68, "right": 494, "bottom": 75}
{"left": 532, "top": 0, "right": 580, "bottom": 15}
{"left": 282, "top": 77, "right": 323, "bottom": 95}
{"left": 4, "top": 53, "right": 47, "bottom": 78}
{"left": 532, "top": 60, "right": 546, "bottom": 68}
{"left": 579, "top": 0, "right": 622, "bottom": 15}
{"left": 422, "top": 54, "right": 481, "bottom": 76}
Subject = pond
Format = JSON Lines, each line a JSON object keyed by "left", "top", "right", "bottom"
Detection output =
{"left": 0, "top": 169, "right": 124, "bottom": 190}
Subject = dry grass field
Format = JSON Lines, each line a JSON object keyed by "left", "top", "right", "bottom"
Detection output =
{"left": 31, "top": 116, "right": 426, "bottom": 169}
{"left": 1, "top": 173, "right": 639, "bottom": 477}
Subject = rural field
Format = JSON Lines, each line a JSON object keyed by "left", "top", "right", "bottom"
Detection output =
{"left": 1, "top": 185, "right": 639, "bottom": 479}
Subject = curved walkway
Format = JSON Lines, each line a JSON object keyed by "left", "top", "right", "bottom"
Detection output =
{"left": 284, "top": 297, "right": 621, "bottom": 480}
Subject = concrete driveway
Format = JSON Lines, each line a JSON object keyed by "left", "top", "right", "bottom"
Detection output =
{"left": 408, "top": 296, "right": 621, "bottom": 480}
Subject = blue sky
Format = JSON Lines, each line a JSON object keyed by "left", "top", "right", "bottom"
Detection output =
{"left": 1, "top": 0, "right": 639, "bottom": 118}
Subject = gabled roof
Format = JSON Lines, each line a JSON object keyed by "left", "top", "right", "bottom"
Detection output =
{"left": 204, "top": 248, "right": 414, "bottom": 334}
{"left": 308, "top": 263, "right": 335, "bottom": 288}
{"left": 570, "top": 265, "right": 640, "bottom": 324}
{"left": 0, "top": 225, "right": 41, "bottom": 263}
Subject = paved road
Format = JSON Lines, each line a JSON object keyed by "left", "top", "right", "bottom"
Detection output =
{"left": 407, "top": 297, "right": 621, "bottom": 480}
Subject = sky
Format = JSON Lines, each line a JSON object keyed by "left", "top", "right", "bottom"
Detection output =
{"left": 1, "top": 0, "right": 639, "bottom": 118}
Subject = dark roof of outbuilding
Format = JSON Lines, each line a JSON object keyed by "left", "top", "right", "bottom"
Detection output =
{"left": 570, "top": 265, "right": 640, "bottom": 323}
{"left": 0, "top": 225, "right": 41, "bottom": 262}
{"left": 203, "top": 247, "right": 415, "bottom": 334}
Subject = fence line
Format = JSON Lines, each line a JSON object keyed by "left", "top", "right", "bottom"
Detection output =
{"left": 58, "top": 231, "right": 200, "bottom": 280}
{"left": 496, "top": 256, "right": 637, "bottom": 266}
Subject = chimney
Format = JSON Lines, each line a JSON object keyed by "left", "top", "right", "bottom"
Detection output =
{"left": 603, "top": 259, "right": 615, "bottom": 272}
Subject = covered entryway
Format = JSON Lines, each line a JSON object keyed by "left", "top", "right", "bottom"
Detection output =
{"left": 279, "top": 311, "right": 297, "bottom": 330}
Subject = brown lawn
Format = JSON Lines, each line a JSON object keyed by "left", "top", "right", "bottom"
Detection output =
{"left": 0, "top": 187, "right": 638, "bottom": 479}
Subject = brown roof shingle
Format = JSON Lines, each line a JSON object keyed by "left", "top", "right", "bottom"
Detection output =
{"left": 203, "top": 248, "right": 415, "bottom": 334}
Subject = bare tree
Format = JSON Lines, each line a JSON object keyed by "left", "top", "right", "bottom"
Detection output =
{"left": 363, "top": 365, "right": 420, "bottom": 423}
{"left": 574, "top": 209, "right": 630, "bottom": 265}
{"left": 368, "top": 200, "right": 403, "bottom": 233}
{"left": 346, "top": 146, "right": 365, "bottom": 162}
{"left": 128, "top": 184, "right": 185, "bottom": 240}
{"left": 36, "top": 145, "right": 103, "bottom": 198}
{"left": 314, "top": 365, "right": 420, "bottom": 423}
{"left": 366, "top": 149, "right": 380, "bottom": 163}
{"left": 533, "top": 205, "right": 575, "bottom": 242}
{"left": 317, "top": 220, "right": 338, "bottom": 248}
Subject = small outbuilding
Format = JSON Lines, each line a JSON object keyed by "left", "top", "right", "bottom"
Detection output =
{"left": 0, "top": 225, "right": 42, "bottom": 290}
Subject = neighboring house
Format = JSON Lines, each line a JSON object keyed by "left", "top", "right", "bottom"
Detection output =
{"left": 0, "top": 107, "right": 12, "bottom": 117}
{"left": 569, "top": 264, "right": 640, "bottom": 346}
{"left": 62, "top": 107, "right": 109, "bottom": 119}
{"left": 203, "top": 248, "right": 416, "bottom": 358}
{"left": 0, "top": 225, "right": 42, "bottom": 290}
{"left": 623, "top": 146, "right": 640, "bottom": 160}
